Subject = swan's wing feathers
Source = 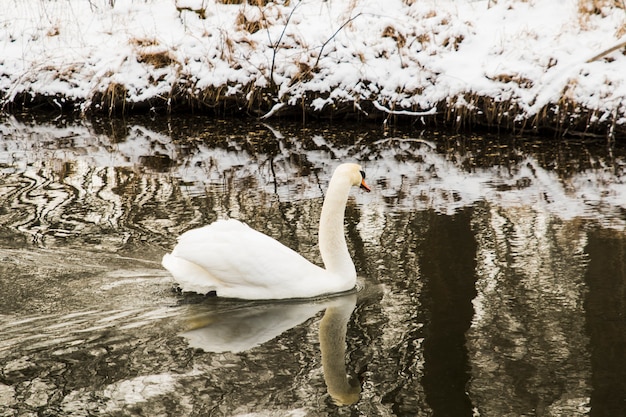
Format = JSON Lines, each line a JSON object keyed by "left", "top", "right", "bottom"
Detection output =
{"left": 171, "top": 219, "right": 322, "bottom": 290}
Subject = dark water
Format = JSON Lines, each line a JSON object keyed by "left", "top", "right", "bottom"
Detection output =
{"left": 0, "top": 115, "right": 625, "bottom": 417}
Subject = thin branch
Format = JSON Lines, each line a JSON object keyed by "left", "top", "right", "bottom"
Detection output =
{"left": 260, "top": 102, "right": 286, "bottom": 119}
{"left": 313, "top": 13, "right": 363, "bottom": 70}
{"left": 373, "top": 101, "right": 437, "bottom": 116}
{"left": 268, "top": 1, "right": 301, "bottom": 90}
{"left": 586, "top": 39, "right": 626, "bottom": 63}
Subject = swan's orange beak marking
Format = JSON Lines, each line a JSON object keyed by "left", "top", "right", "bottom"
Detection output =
{"left": 360, "top": 179, "right": 371, "bottom": 192}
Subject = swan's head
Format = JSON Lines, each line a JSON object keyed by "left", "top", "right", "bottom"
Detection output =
{"left": 335, "top": 163, "right": 371, "bottom": 192}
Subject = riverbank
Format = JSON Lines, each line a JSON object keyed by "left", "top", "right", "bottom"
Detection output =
{"left": 2, "top": 0, "right": 626, "bottom": 138}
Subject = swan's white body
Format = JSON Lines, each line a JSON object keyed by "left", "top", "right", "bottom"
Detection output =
{"left": 162, "top": 163, "right": 370, "bottom": 299}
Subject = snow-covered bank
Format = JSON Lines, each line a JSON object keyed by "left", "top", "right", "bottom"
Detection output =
{"left": 2, "top": 0, "right": 626, "bottom": 137}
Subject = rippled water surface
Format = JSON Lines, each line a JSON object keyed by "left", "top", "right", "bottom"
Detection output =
{"left": 1, "top": 115, "right": 625, "bottom": 417}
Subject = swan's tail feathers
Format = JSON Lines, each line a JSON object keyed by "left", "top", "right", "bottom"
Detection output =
{"left": 162, "top": 253, "right": 220, "bottom": 295}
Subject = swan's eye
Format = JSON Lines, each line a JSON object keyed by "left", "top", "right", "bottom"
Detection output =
{"left": 359, "top": 170, "right": 366, "bottom": 179}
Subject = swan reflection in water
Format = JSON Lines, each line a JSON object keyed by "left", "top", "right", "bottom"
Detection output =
{"left": 318, "top": 293, "right": 361, "bottom": 406}
{"left": 179, "top": 292, "right": 361, "bottom": 406}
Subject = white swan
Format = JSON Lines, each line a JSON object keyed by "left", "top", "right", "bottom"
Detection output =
{"left": 162, "top": 163, "right": 371, "bottom": 299}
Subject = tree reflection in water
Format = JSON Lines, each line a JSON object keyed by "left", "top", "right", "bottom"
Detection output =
{"left": 0, "top": 115, "right": 624, "bottom": 416}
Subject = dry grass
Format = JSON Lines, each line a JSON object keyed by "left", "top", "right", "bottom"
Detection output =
{"left": 286, "top": 61, "right": 314, "bottom": 88}
{"left": 46, "top": 26, "right": 60, "bottom": 37}
{"left": 577, "top": 0, "right": 625, "bottom": 30}
{"left": 129, "top": 38, "right": 180, "bottom": 69}
{"left": 382, "top": 26, "right": 407, "bottom": 48}
{"left": 487, "top": 73, "right": 534, "bottom": 89}
{"left": 578, "top": 0, "right": 625, "bottom": 15}
{"left": 236, "top": 9, "right": 263, "bottom": 33}
{"left": 98, "top": 82, "right": 128, "bottom": 116}
{"left": 442, "top": 34, "right": 464, "bottom": 51}
{"left": 217, "top": 0, "right": 281, "bottom": 5}
{"left": 136, "top": 51, "right": 177, "bottom": 68}
{"left": 10, "top": 77, "right": 623, "bottom": 138}
{"left": 176, "top": 3, "right": 206, "bottom": 19}
{"left": 574, "top": 0, "right": 626, "bottom": 61}
{"left": 188, "top": 81, "right": 274, "bottom": 115}
{"left": 129, "top": 38, "right": 159, "bottom": 47}
{"left": 430, "top": 88, "right": 624, "bottom": 138}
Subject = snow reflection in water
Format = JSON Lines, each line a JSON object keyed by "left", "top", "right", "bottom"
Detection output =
{"left": 0, "top": 115, "right": 624, "bottom": 416}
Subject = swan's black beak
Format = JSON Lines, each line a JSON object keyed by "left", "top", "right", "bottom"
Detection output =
{"left": 360, "top": 179, "right": 371, "bottom": 192}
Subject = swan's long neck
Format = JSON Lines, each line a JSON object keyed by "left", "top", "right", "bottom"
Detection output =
{"left": 318, "top": 175, "right": 356, "bottom": 279}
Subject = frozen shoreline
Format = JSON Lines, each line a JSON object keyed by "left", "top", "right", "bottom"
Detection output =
{"left": 2, "top": 0, "right": 626, "bottom": 137}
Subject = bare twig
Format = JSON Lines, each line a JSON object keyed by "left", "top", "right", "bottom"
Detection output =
{"left": 373, "top": 101, "right": 437, "bottom": 116}
{"left": 260, "top": 102, "right": 286, "bottom": 119}
{"left": 313, "top": 13, "right": 363, "bottom": 70}
{"left": 267, "top": 1, "right": 301, "bottom": 90}
{"left": 586, "top": 39, "right": 626, "bottom": 62}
